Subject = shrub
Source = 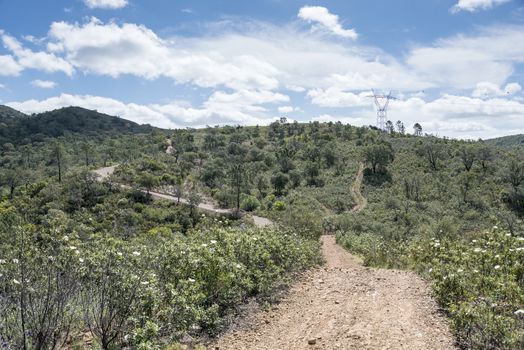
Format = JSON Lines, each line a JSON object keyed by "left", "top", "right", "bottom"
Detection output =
{"left": 240, "top": 195, "right": 260, "bottom": 212}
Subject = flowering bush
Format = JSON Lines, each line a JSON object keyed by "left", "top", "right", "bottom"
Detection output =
{"left": 411, "top": 227, "right": 524, "bottom": 349}
{"left": 0, "top": 205, "right": 320, "bottom": 349}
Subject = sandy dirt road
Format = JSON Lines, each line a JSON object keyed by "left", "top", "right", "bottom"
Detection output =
{"left": 210, "top": 235, "right": 456, "bottom": 350}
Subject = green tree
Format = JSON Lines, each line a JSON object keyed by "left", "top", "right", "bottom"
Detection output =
{"left": 363, "top": 143, "right": 394, "bottom": 174}
{"left": 271, "top": 172, "right": 289, "bottom": 195}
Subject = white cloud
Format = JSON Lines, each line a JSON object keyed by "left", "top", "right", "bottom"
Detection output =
{"left": 0, "top": 83, "right": 6, "bottom": 90}
{"left": 278, "top": 106, "right": 301, "bottom": 113}
{"left": 84, "top": 0, "right": 128, "bottom": 9}
{"left": 298, "top": 6, "right": 357, "bottom": 39}
{"left": 31, "top": 79, "right": 57, "bottom": 89}
{"left": 451, "top": 0, "right": 510, "bottom": 13}
{"left": 47, "top": 18, "right": 280, "bottom": 90}
{"left": 0, "top": 55, "right": 22, "bottom": 76}
{"left": 6, "top": 90, "right": 288, "bottom": 128}
{"left": 472, "top": 81, "right": 522, "bottom": 98}
{"left": 307, "top": 88, "right": 371, "bottom": 107}
{"left": 406, "top": 25, "right": 524, "bottom": 89}
{"left": 1, "top": 33, "right": 74, "bottom": 76}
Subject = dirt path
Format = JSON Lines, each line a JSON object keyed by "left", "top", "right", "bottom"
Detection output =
{"left": 351, "top": 162, "right": 367, "bottom": 212}
{"left": 93, "top": 165, "right": 272, "bottom": 228}
{"left": 210, "top": 235, "right": 456, "bottom": 350}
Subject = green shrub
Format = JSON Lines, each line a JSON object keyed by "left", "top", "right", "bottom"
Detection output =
{"left": 240, "top": 195, "right": 260, "bottom": 212}
{"left": 273, "top": 200, "right": 286, "bottom": 211}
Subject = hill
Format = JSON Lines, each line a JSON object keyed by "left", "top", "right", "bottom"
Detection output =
{"left": 0, "top": 105, "right": 156, "bottom": 145}
{"left": 486, "top": 134, "right": 524, "bottom": 149}
{"left": 1, "top": 117, "right": 523, "bottom": 349}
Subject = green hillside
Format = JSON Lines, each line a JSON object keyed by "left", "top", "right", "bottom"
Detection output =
{"left": 0, "top": 105, "right": 155, "bottom": 145}
{"left": 486, "top": 134, "right": 524, "bottom": 149}
{"left": 0, "top": 107, "right": 523, "bottom": 349}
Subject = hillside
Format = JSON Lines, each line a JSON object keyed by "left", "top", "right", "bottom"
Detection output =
{"left": 0, "top": 105, "right": 155, "bottom": 145}
{"left": 0, "top": 111, "right": 523, "bottom": 349}
{"left": 486, "top": 134, "right": 524, "bottom": 149}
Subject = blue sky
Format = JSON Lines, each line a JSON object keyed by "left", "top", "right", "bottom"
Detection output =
{"left": 1, "top": 0, "right": 523, "bottom": 138}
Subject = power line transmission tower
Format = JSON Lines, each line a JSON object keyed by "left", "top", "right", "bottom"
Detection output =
{"left": 369, "top": 89, "right": 396, "bottom": 131}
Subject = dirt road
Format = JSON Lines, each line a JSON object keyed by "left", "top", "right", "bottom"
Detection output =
{"left": 93, "top": 165, "right": 272, "bottom": 228}
{"left": 351, "top": 162, "right": 367, "bottom": 212}
{"left": 210, "top": 235, "right": 455, "bottom": 349}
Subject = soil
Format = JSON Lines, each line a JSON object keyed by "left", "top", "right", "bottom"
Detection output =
{"left": 209, "top": 235, "right": 456, "bottom": 350}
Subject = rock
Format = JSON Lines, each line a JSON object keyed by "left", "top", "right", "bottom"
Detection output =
{"left": 335, "top": 300, "right": 340, "bottom": 304}
{"left": 308, "top": 338, "right": 317, "bottom": 345}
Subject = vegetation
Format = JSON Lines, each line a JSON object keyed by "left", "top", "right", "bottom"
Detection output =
{"left": 1, "top": 105, "right": 523, "bottom": 348}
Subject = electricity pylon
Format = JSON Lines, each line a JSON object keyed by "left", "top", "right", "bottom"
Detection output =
{"left": 369, "top": 90, "right": 396, "bottom": 131}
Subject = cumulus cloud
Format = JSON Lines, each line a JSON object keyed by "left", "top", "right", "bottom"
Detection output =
{"left": 0, "top": 55, "right": 22, "bottom": 76}
{"left": 406, "top": 25, "right": 524, "bottom": 89}
{"left": 307, "top": 88, "right": 370, "bottom": 107}
{"left": 451, "top": 0, "right": 510, "bottom": 13}
{"left": 47, "top": 18, "right": 280, "bottom": 90}
{"left": 277, "top": 106, "right": 302, "bottom": 113}
{"left": 84, "top": 0, "right": 128, "bottom": 9}
{"left": 298, "top": 6, "right": 357, "bottom": 39}
{"left": 6, "top": 90, "right": 288, "bottom": 128}
{"left": 1, "top": 33, "right": 74, "bottom": 76}
{"left": 31, "top": 79, "right": 57, "bottom": 89}
{"left": 472, "top": 81, "right": 522, "bottom": 98}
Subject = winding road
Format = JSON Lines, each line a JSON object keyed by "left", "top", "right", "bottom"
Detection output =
{"left": 94, "top": 164, "right": 456, "bottom": 349}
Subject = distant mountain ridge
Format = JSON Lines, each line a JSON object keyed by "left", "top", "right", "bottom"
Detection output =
{"left": 486, "top": 134, "right": 524, "bottom": 149}
{"left": 0, "top": 105, "right": 155, "bottom": 145}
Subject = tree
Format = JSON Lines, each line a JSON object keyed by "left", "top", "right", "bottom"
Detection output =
{"left": 229, "top": 159, "right": 246, "bottom": 211}
{"left": 51, "top": 141, "right": 65, "bottom": 183}
{"left": 81, "top": 141, "right": 94, "bottom": 167}
{"left": 477, "top": 145, "right": 493, "bottom": 171}
{"left": 362, "top": 143, "right": 394, "bottom": 174}
{"left": 504, "top": 158, "right": 524, "bottom": 191}
{"left": 137, "top": 173, "right": 158, "bottom": 194}
{"left": 457, "top": 144, "right": 476, "bottom": 171}
{"left": 413, "top": 123, "right": 423, "bottom": 136}
{"left": 271, "top": 172, "right": 289, "bottom": 195}
{"left": 385, "top": 120, "right": 395, "bottom": 134}
{"left": 396, "top": 120, "right": 405, "bottom": 135}
{"left": 419, "top": 141, "right": 445, "bottom": 171}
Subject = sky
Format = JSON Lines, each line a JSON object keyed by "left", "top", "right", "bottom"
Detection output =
{"left": 1, "top": 0, "right": 524, "bottom": 139}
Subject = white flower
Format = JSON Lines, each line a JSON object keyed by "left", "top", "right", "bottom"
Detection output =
{"left": 493, "top": 225, "right": 498, "bottom": 229}
{"left": 12, "top": 259, "right": 19, "bottom": 264}
{"left": 457, "top": 269, "right": 463, "bottom": 273}
{"left": 201, "top": 243, "right": 208, "bottom": 248}
{"left": 514, "top": 309, "right": 524, "bottom": 316}
{"left": 516, "top": 247, "right": 524, "bottom": 251}
{"left": 474, "top": 248, "right": 482, "bottom": 253}
{"left": 210, "top": 240, "right": 217, "bottom": 244}
{"left": 188, "top": 278, "right": 195, "bottom": 283}
{"left": 495, "top": 254, "right": 500, "bottom": 258}
{"left": 236, "top": 264, "right": 242, "bottom": 269}
{"left": 74, "top": 250, "right": 80, "bottom": 255}
{"left": 517, "top": 237, "right": 524, "bottom": 241}
{"left": 428, "top": 268, "right": 433, "bottom": 273}
{"left": 48, "top": 256, "right": 55, "bottom": 261}
{"left": 0, "top": 259, "right": 6, "bottom": 264}
{"left": 117, "top": 252, "right": 123, "bottom": 256}
{"left": 13, "top": 279, "right": 20, "bottom": 285}
{"left": 69, "top": 246, "right": 77, "bottom": 250}
{"left": 434, "top": 243, "right": 441, "bottom": 247}
{"left": 494, "top": 265, "right": 501, "bottom": 270}
{"left": 79, "top": 258, "right": 84, "bottom": 263}
{"left": 473, "top": 270, "right": 479, "bottom": 273}
{"left": 472, "top": 240, "right": 477, "bottom": 243}
{"left": 201, "top": 214, "right": 206, "bottom": 217}
{"left": 506, "top": 233, "right": 511, "bottom": 237}
{"left": 132, "top": 251, "right": 140, "bottom": 256}
{"left": 140, "top": 281, "right": 149, "bottom": 285}
{"left": 63, "top": 235, "right": 69, "bottom": 241}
